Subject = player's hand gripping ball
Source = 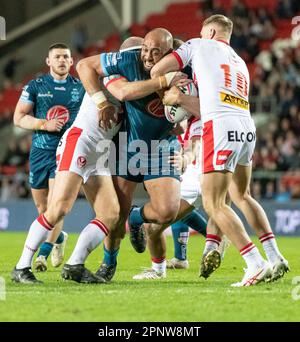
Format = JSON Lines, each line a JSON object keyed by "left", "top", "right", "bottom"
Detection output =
{"left": 164, "top": 82, "right": 198, "bottom": 123}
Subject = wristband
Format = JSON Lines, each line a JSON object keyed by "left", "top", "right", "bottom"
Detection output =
{"left": 159, "top": 76, "right": 168, "bottom": 89}
{"left": 164, "top": 71, "right": 178, "bottom": 87}
{"left": 38, "top": 119, "right": 47, "bottom": 131}
{"left": 91, "top": 91, "right": 107, "bottom": 108}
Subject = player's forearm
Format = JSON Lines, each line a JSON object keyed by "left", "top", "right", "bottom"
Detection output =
{"left": 117, "top": 78, "right": 162, "bottom": 101}
{"left": 76, "top": 58, "right": 102, "bottom": 95}
{"left": 14, "top": 113, "right": 46, "bottom": 130}
{"left": 178, "top": 95, "right": 200, "bottom": 118}
{"left": 151, "top": 54, "right": 180, "bottom": 78}
{"left": 77, "top": 64, "right": 101, "bottom": 95}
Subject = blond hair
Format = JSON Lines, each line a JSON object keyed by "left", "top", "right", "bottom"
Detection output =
{"left": 203, "top": 14, "right": 233, "bottom": 36}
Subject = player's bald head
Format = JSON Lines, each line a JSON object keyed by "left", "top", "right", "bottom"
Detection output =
{"left": 144, "top": 28, "right": 173, "bottom": 54}
{"left": 140, "top": 28, "right": 173, "bottom": 73}
{"left": 120, "top": 36, "right": 143, "bottom": 51}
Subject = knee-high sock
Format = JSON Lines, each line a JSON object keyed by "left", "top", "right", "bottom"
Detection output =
{"left": 16, "top": 214, "right": 53, "bottom": 269}
{"left": 67, "top": 219, "right": 109, "bottom": 265}
{"left": 259, "top": 233, "right": 283, "bottom": 264}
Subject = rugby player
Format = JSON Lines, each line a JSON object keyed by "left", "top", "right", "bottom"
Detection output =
{"left": 132, "top": 90, "right": 228, "bottom": 279}
{"left": 62, "top": 36, "right": 145, "bottom": 280}
{"left": 151, "top": 15, "right": 289, "bottom": 286}
{"left": 13, "top": 43, "right": 84, "bottom": 273}
{"left": 12, "top": 36, "right": 172, "bottom": 284}
{"left": 73, "top": 28, "right": 194, "bottom": 282}
{"left": 11, "top": 49, "right": 123, "bottom": 284}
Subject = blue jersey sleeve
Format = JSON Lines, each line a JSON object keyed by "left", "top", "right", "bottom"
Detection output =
{"left": 19, "top": 80, "right": 36, "bottom": 104}
{"left": 100, "top": 51, "right": 137, "bottom": 77}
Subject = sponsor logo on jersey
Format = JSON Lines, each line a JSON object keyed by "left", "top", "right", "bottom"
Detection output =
{"left": 106, "top": 52, "right": 119, "bottom": 67}
{"left": 20, "top": 86, "right": 30, "bottom": 101}
{"left": 37, "top": 92, "right": 53, "bottom": 98}
{"left": 71, "top": 88, "right": 80, "bottom": 102}
{"left": 220, "top": 92, "right": 249, "bottom": 110}
{"left": 146, "top": 98, "right": 164, "bottom": 118}
{"left": 46, "top": 105, "right": 70, "bottom": 124}
{"left": 77, "top": 156, "right": 87, "bottom": 168}
{"left": 54, "top": 86, "right": 66, "bottom": 91}
{"left": 216, "top": 150, "right": 232, "bottom": 165}
{"left": 228, "top": 131, "right": 256, "bottom": 142}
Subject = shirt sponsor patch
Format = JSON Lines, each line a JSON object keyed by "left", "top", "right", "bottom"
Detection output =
{"left": 37, "top": 92, "right": 53, "bottom": 98}
{"left": 20, "top": 88, "right": 30, "bottom": 101}
{"left": 220, "top": 92, "right": 249, "bottom": 110}
{"left": 105, "top": 52, "right": 120, "bottom": 67}
{"left": 216, "top": 150, "right": 232, "bottom": 165}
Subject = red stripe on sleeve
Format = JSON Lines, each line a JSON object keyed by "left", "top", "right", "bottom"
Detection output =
{"left": 172, "top": 51, "right": 184, "bottom": 70}
{"left": 104, "top": 76, "right": 126, "bottom": 88}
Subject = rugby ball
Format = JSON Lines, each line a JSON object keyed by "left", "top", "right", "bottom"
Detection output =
{"left": 164, "top": 82, "right": 198, "bottom": 123}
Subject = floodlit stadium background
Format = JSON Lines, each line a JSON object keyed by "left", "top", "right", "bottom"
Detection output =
{"left": 0, "top": 0, "right": 300, "bottom": 235}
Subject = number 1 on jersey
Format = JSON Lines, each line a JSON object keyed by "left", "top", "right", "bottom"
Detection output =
{"left": 220, "top": 64, "right": 248, "bottom": 97}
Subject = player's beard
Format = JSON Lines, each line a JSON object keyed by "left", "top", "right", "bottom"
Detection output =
{"left": 52, "top": 65, "right": 69, "bottom": 77}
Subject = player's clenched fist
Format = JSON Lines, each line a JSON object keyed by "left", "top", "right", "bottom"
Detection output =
{"left": 97, "top": 100, "right": 118, "bottom": 131}
{"left": 159, "top": 71, "right": 191, "bottom": 89}
{"left": 91, "top": 91, "right": 118, "bottom": 131}
{"left": 163, "top": 86, "right": 182, "bottom": 106}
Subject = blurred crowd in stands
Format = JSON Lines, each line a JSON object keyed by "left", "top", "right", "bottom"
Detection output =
{"left": 1, "top": 0, "right": 300, "bottom": 201}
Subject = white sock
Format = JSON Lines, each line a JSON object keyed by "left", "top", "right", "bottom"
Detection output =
{"left": 203, "top": 234, "right": 221, "bottom": 255}
{"left": 67, "top": 219, "right": 109, "bottom": 265}
{"left": 151, "top": 257, "right": 166, "bottom": 274}
{"left": 240, "top": 242, "right": 264, "bottom": 270}
{"left": 16, "top": 214, "right": 53, "bottom": 269}
{"left": 259, "top": 232, "right": 282, "bottom": 265}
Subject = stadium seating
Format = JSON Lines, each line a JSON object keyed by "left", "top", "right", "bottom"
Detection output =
{"left": 0, "top": 87, "right": 21, "bottom": 113}
{"left": 0, "top": 0, "right": 295, "bottom": 114}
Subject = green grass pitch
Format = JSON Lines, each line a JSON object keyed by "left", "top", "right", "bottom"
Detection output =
{"left": 0, "top": 232, "right": 299, "bottom": 322}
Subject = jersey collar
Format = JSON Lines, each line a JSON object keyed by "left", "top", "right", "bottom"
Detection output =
{"left": 216, "top": 39, "right": 230, "bottom": 45}
{"left": 48, "top": 73, "right": 68, "bottom": 84}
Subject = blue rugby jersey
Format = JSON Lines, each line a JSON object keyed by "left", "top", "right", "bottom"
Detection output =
{"left": 20, "top": 73, "right": 84, "bottom": 150}
{"left": 100, "top": 50, "right": 175, "bottom": 147}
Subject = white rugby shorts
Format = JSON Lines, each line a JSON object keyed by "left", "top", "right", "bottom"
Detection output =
{"left": 56, "top": 126, "right": 111, "bottom": 183}
{"left": 180, "top": 164, "right": 201, "bottom": 206}
{"left": 202, "top": 115, "right": 256, "bottom": 173}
